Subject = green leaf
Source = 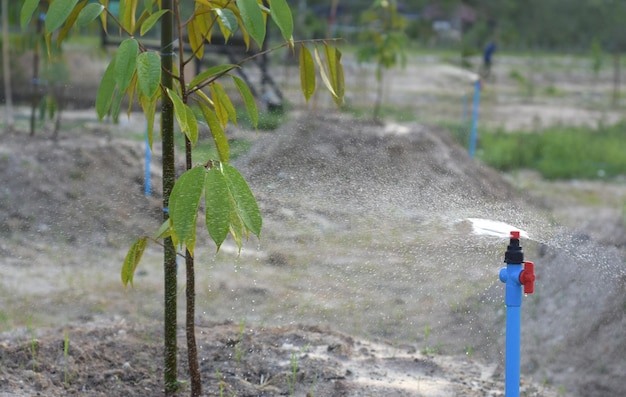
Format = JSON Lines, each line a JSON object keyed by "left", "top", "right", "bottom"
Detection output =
{"left": 20, "top": 0, "right": 40, "bottom": 31}
{"left": 125, "top": 72, "right": 138, "bottom": 118}
{"left": 143, "top": 0, "right": 152, "bottom": 13}
{"left": 140, "top": 9, "right": 168, "bottom": 36}
{"left": 223, "top": 163, "right": 262, "bottom": 237}
{"left": 136, "top": 51, "right": 161, "bottom": 98}
{"left": 236, "top": 0, "right": 266, "bottom": 48}
{"left": 120, "top": 0, "right": 138, "bottom": 33}
{"left": 166, "top": 88, "right": 189, "bottom": 134}
{"left": 216, "top": 8, "right": 237, "bottom": 34}
{"left": 184, "top": 105, "right": 199, "bottom": 146}
{"left": 77, "top": 3, "right": 104, "bottom": 27}
{"left": 210, "top": 85, "right": 228, "bottom": 127}
{"left": 57, "top": 1, "right": 88, "bottom": 45}
{"left": 45, "top": 0, "right": 80, "bottom": 33}
{"left": 211, "top": 83, "right": 237, "bottom": 126}
{"left": 96, "top": 59, "right": 117, "bottom": 120}
{"left": 313, "top": 46, "right": 337, "bottom": 99}
{"left": 299, "top": 45, "right": 315, "bottom": 103}
{"left": 268, "top": 0, "right": 293, "bottom": 42}
{"left": 188, "top": 64, "right": 237, "bottom": 90}
{"left": 121, "top": 237, "right": 147, "bottom": 287}
{"left": 153, "top": 219, "right": 172, "bottom": 240}
{"left": 335, "top": 49, "right": 345, "bottom": 101}
{"left": 228, "top": 202, "right": 245, "bottom": 251}
{"left": 324, "top": 43, "right": 344, "bottom": 106}
{"left": 232, "top": 75, "right": 258, "bottom": 129}
{"left": 99, "top": 0, "right": 109, "bottom": 33}
{"left": 115, "top": 38, "right": 139, "bottom": 93}
{"left": 188, "top": 12, "right": 206, "bottom": 60}
{"left": 198, "top": 102, "right": 229, "bottom": 162}
{"left": 110, "top": 88, "right": 124, "bottom": 123}
{"left": 205, "top": 167, "right": 231, "bottom": 249}
{"left": 139, "top": 92, "right": 158, "bottom": 148}
{"left": 169, "top": 166, "right": 206, "bottom": 255}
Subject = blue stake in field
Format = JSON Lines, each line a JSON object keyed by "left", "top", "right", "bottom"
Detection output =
{"left": 468, "top": 78, "right": 481, "bottom": 158}
{"left": 499, "top": 231, "right": 536, "bottom": 397}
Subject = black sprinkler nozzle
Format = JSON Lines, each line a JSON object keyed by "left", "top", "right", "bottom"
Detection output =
{"left": 504, "top": 231, "right": 524, "bottom": 264}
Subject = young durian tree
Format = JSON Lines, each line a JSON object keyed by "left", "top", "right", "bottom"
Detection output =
{"left": 20, "top": 0, "right": 344, "bottom": 395}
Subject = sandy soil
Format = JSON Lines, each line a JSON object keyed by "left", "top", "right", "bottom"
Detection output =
{"left": 1, "top": 52, "right": 625, "bottom": 396}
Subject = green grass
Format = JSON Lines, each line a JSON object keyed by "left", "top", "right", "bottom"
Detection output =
{"left": 174, "top": 130, "right": 253, "bottom": 164}
{"left": 342, "top": 103, "right": 419, "bottom": 122}
{"left": 466, "top": 122, "right": 626, "bottom": 180}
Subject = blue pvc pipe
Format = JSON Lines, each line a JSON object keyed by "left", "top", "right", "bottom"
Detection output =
{"left": 144, "top": 125, "right": 152, "bottom": 196}
{"left": 499, "top": 263, "right": 524, "bottom": 397}
{"left": 468, "top": 79, "right": 481, "bottom": 158}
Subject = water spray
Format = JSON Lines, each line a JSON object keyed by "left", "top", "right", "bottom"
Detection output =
{"left": 499, "top": 231, "right": 535, "bottom": 397}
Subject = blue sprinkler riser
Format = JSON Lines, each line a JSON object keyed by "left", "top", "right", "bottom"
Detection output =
{"left": 499, "top": 231, "right": 535, "bottom": 397}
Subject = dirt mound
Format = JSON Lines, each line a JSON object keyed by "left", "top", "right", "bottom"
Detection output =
{"left": 239, "top": 113, "right": 518, "bottom": 216}
{"left": 0, "top": 131, "right": 160, "bottom": 246}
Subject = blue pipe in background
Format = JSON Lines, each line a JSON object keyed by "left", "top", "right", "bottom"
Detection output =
{"left": 499, "top": 231, "right": 535, "bottom": 397}
{"left": 468, "top": 79, "right": 481, "bottom": 158}
{"left": 144, "top": 124, "right": 152, "bottom": 196}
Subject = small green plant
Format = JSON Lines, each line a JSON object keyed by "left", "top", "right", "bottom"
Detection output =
{"left": 423, "top": 324, "right": 431, "bottom": 341}
{"left": 307, "top": 373, "right": 318, "bottom": 397}
{"left": 288, "top": 352, "right": 298, "bottom": 395}
{"left": 26, "top": 318, "right": 37, "bottom": 371}
{"left": 0, "top": 310, "right": 9, "bottom": 331}
{"left": 420, "top": 325, "right": 441, "bottom": 355}
{"left": 63, "top": 330, "right": 70, "bottom": 386}
{"left": 288, "top": 343, "right": 310, "bottom": 396}
{"left": 509, "top": 68, "right": 531, "bottom": 96}
{"left": 464, "top": 345, "right": 474, "bottom": 358}
{"left": 216, "top": 369, "right": 225, "bottom": 397}
{"left": 421, "top": 343, "right": 442, "bottom": 355}
{"left": 216, "top": 369, "right": 236, "bottom": 397}
{"left": 543, "top": 85, "right": 561, "bottom": 96}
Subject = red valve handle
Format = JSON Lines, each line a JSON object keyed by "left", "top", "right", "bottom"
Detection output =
{"left": 519, "top": 261, "right": 535, "bottom": 294}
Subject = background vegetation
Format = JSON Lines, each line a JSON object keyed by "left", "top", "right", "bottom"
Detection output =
{"left": 452, "top": 123, "right": 626, "bottom": 180}
{"left": 4, "top": 0, "right": 626, "bottom": 183}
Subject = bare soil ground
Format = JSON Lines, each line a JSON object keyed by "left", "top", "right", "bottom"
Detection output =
{"left": 1, "top": 52, "right": 625, "bottom": 396}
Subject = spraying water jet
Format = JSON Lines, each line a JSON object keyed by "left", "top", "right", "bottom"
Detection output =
{"left": 467, "top": 218, "right": 530, "bottom": 240}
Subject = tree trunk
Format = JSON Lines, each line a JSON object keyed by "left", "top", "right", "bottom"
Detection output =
{"left": 2, "top": 0, "right": 13, "bottom": 132}
{"left": 327, "top": 0, "right": 339, "bottom": 38}
{"left": 161, "top": 1, "right": 178, "bottom": 395}
{"left": 373, "top": 67, "right": 384, "bottom": 122}
{"left": 612, "top": 52, "right": 620, "bottom": 107}
{"left": 526, "top": 51, "right": 536, "bottom": 102}
{"left": 185, "top": 139, "right": 201, "bottom": 397}
{"left": 30, "top": 13, "right": 42, "bottom": 136}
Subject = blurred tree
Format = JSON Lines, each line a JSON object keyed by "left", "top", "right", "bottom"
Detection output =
{"left": 2, "top": 0, "right": 13, "bottom": 131}
{"left": 357, "top": 0, "right": 408, "bottom": 121}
